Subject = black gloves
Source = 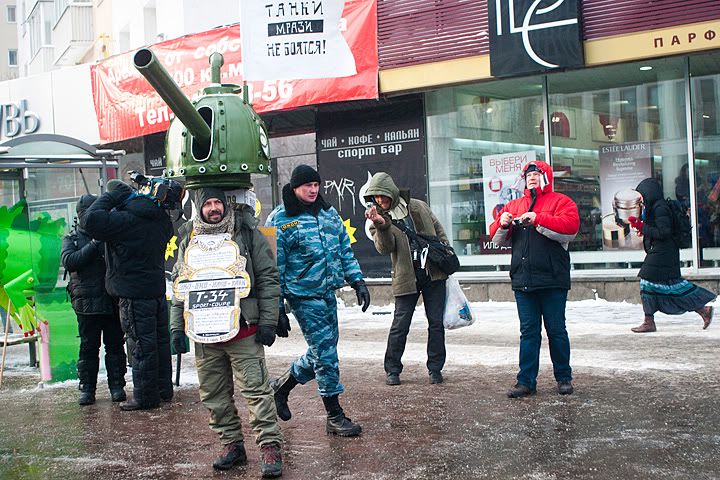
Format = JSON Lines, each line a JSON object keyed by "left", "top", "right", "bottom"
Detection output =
{"left": 172, "top": 330, "right": 188, "bottom": 354}
{"left": 352, "top": 280, "right": 371, "bottom": 312}
{"left": 276, "top": 310, "right": 291, "bottom": 338}
{"left": 255, "top": 325, "right": 276, "bottom": 346}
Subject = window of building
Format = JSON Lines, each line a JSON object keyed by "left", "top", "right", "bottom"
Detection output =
{"left": 690, "top": 53, "right": 720, "bottom": 267}
{"left": 547, "top": 57, "right": 688, "bottom": 268}
{"left": 426, "top": 57, "right": 692, "bottom": 271}
{"left": 426, "top": 77, "right": 545, "bottom": 269}
{"left": 54, "top": 0, "right": 69, "bottom": 21}
{"left": 6, "top": 5, "right": 16, "bottom": 23}
{"left": 29, "top": 9, "right": 41, "bottom": 56}
{"left": 8, "top": 49, "right": 17, "bottom": 66}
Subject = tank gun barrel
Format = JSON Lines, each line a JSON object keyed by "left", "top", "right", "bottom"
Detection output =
{"left": 133, "top": 48, "right": 211, "bottom": 148}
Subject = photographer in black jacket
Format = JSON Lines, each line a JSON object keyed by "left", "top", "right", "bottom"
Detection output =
{"left": 81, "top": 179, "right": 174, "bottom": 411}
{"left": 62, "top": 194, "right": 126, "bottom": 406}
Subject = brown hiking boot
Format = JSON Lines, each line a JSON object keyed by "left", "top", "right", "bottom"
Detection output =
{"left": 631, "top": 315, "right": 656, "bottom": 333}
{"left": 698, "top": 306, "right": 713, "bottom": 330}
{"left": 259, "top": 443, "right": 282, "bottom": 478}
{"left": 213, "top": 441, "right": 247, "bottom": 471}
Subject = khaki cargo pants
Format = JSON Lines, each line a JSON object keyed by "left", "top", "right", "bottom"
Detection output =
{"left": 195, "top": 335, "right": 282, "bottom": 446}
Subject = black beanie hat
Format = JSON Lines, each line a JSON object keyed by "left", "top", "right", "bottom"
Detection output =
{"left": 290, "top": 164, "right": 321, "bottom": 189}
{"left": 524, "top": 163, "right": 541, "bottom": 176}
{"left": 76, "top": 194, "right": 97, "bottom": 214}
{"left": 193, "top": 187, "right": 227, "bottom": 220}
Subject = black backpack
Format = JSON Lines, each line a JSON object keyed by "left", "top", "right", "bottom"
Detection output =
{"left": 665, "top": 198, "right": 692, "bottom": 249}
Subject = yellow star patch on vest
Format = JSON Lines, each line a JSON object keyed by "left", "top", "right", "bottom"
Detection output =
{"left": 165, "top": 235, "right": 178, "bottom": 261}
{"left": 342, "top": 218, "right": 357, "bottom": 244}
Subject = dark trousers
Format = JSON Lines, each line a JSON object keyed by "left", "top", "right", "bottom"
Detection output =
{"left": 118, "top": 297, "right": 173, "bottom": 407}
{"left": 77, "top": 312, "right": 127, "bottom": 390}
{"left": 384, "top": 270, "right": 446, "bottom": 375}
{"left": 514, "top": 289, "right": 572, "bottom": 390}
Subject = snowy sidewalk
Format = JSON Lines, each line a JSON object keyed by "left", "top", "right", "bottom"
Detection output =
{"left": 1, "top": 298, "right": 719, "bottom": 480}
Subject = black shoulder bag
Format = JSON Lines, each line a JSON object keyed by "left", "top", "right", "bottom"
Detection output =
{"left": 392, "top": 220, "right": 460, "bottom": 275}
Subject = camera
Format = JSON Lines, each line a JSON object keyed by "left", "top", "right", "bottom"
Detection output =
{"left": 512, "top": 218, "right": 523, "bottom": 226}
{"left": 128, "top": 170, "right": 184, "bottom": 209}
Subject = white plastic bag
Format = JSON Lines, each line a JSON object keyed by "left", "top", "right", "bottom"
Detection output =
{"left": 443, "top": 276, "right": 474, "bottom": 329}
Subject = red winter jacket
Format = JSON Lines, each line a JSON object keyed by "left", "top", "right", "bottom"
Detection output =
{"left": 488, "top": 160, "right": 580, "bottom": 292}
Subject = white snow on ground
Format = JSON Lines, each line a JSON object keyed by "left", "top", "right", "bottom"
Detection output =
{"left": 1, "top": 298, "right": 718, "bottom": 392}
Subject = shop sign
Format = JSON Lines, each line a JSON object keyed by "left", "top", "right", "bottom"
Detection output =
{"left": 0, "top": 99, "right": 41, "bottom": 141}
{"left": 652, "top": 25, "right": 720, "bottom": 51}
{"left": 91, "top": 0, "right": 378, "bottom": 144}
{"left": 317, "top": 99, "right": 426, "bottom": 277}
{"left": 489, "top": 0, "right": 584, "bottom": 78}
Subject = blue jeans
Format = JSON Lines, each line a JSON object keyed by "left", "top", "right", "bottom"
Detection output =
{"left": 514, "top": 289, "right": 572, "bottom": 390}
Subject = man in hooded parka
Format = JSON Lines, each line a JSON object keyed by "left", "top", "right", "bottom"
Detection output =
{"left": 363, "top": 172, "right": 450, "bottom": 386}
{"left": 81, "top": 180, "right": 174, "bottom": 411}
{"left": 489, "top": 160, "right": 580, "bottom": 399}
{"left": 61, "top": 194, "right": 127, "bottom": 406}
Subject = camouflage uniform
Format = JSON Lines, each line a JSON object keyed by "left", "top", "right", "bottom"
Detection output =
{"left": 267, "top": 198, "right": 363, "bottom": 396}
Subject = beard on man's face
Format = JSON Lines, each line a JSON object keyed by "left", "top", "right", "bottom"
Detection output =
{"left": 204, "top": 208, "right": 224, "bottom": 224}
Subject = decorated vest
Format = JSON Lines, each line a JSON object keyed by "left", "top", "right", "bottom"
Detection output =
{"left": 173, "top": 232, "right": 251, "bottom": 343}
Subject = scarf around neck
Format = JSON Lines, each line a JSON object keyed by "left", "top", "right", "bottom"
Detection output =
{"left": 192, "top": 208, "right": 235, "bottom": 237}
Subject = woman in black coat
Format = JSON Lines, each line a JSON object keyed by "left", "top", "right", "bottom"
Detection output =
{"left": 628, "top": 178, "right": 716, "bottom": 333}
{"left": 61, "top": 194, "right": 127, "bottom": 405}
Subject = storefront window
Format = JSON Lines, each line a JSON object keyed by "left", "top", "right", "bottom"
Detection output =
{"left": 426, "top": 77, "right": 545, "bottom": 270}
{"left": 690, "top": 53, "right": 720, "bottom": 267}
{"left": 426, "top": 57, "right": 694, "bottom": 271}
{"left": 548, "top": 57, "right": 689, "bottom": 268}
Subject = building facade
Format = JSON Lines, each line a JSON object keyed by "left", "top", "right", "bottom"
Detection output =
{"left": 0, "top": 0, "right": 18, "bottom": 81}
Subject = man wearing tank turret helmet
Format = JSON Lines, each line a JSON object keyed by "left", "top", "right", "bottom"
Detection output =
{"left": 170, "top": 188, "right": 283, "bottom": 478}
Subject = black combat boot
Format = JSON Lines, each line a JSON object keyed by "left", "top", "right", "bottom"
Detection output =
{"left": 105, "top": 352, "right": 127, "bottom": 402}
{"left": 270, "top": 369, "right": 298, "bottom": 421}
{"left": 322, "top": 395, "right": 362, "bottom": 437}
{"left": 213, "top": 441, "right": 247, "bottom": 470}
{"left": 78, "top": 384, "right": 96, "bottom": 406}
{"left": 77, "top": 358, "right": 98, "bottom": 406}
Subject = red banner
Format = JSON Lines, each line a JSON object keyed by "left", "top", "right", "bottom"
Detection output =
{"left": 91, "top": 0, "right": 377, "bottom": 144}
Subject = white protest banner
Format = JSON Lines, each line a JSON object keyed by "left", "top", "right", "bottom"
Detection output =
{"left": 240, "top": 0, "right": 357, "bottom": 81}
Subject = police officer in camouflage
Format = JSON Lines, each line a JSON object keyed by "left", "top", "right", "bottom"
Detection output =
{"left": 170, "top": 188, "right": 283, "bottom": 478}
{"left": 267, "top": 165, "right": 370, "bottom": 437}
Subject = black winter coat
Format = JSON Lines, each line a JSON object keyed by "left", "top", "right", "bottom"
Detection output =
{"left": 81, "top": 186, "right": 174, "bottom": 299}
{"left": 635, "top": 178, "right": 681, "bottom": 282}
{"left": 61, "top": 228, "right": 115, "bottom": 315}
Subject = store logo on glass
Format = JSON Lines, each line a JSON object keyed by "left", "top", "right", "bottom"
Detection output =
{"left": 489, "top": 0, "right": 584, "bottom": 78}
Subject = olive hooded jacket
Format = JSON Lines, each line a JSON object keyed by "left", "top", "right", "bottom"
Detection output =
{"left": 364, "top": 172, "right": 449, "bottom": 297}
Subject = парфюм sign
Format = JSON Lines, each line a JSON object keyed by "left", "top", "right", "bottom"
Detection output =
{"left": 488, "top": 0, "right": 584, "bottom": 78}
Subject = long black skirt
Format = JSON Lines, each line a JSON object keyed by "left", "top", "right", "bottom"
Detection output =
{"left": 640, "top": 278, "right": 716, "bottom": 316}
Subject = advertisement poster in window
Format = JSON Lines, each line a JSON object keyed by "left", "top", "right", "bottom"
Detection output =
{"left": 599, "top": 142, "right": 653, "bottom": 250}
{"left": 317, "top": 98, "right": 426, "bottom": 277}
{"left": 478, "top": 151, "right": 535, "bottom": 254}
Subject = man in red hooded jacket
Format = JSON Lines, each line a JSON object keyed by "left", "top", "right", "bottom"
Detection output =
{"left": 489, "top": 160, "right": 580, "bottom": 398}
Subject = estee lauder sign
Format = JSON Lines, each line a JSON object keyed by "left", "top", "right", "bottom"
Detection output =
{"left": 489, "top": 0, "right": 584, "bottom": 78}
